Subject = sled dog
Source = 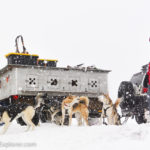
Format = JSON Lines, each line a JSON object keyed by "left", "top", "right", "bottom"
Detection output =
{"left": 98, "top": 94, "right": 121, "bottom": 125}
{"left": 0, "top": 93, "right": 43, "bottom": 134}
{"left": 36, "top": 93, "right": 63, "bottom": 125}
{"left": 61, "top": 95, "right": 89, "bottom": 126}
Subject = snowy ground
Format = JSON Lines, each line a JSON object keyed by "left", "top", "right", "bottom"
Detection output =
{"left": 0, "top": 118, "right": 150, "bottom": 150}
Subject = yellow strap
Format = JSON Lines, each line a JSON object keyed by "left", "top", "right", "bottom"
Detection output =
{"left": 5, "top": 52, "right": 39, "bottom": 57}
{"left": 98, "top": 110, "right": 102, "bottom": 113}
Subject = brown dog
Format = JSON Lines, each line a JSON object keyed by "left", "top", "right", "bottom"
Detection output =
{"left": 98, "top": 94, "right": 121, "bottom": 125}
{"left": 61, "top": 95, "right": 89, "bottom": 126}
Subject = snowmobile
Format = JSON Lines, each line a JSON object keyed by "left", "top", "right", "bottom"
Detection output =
{"left": 0, "top": 35, "right": 110, "bottom": 125}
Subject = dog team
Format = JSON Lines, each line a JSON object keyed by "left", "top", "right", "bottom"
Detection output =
{"left": 0, "top": 93, "right": 121, "bottom": 134}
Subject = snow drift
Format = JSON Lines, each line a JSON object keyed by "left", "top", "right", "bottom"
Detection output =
{"left": 0, "top": 119, "right": 150, "bottom": 150}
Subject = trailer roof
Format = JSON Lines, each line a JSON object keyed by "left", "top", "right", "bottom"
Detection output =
{"left": 0, "top": 65, "right": 111, "bottom": 75}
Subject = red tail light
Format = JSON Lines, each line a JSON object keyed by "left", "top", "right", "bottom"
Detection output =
{"left": 143, "top": 88, "right": 148, "bottom": 93}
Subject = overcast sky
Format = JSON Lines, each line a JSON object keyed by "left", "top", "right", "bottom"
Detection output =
{"left": 0, "top": 0, "right": 150, "bottom": 99}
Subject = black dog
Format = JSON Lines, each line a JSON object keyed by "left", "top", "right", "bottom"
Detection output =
{"left": 17, "top": 93, "right": 52, "bottom": 126}
{"left": 0, "top": 102, "right": 38, "bottom": 134}
{"left": 118, "top": 81, "right": 149, "bottom": 124}
{"left": 39, "top": 93, "right": 69, "bottom": 125}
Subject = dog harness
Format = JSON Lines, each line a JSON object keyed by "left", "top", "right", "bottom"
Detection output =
{"left": 64, "top": 103, "right": 70, "bottom": 108}
{"left": 103, "top": 106, "right": 111, "bottom": 117}
{"left": 102, "top": 106, "right": 111, "bottom": 125}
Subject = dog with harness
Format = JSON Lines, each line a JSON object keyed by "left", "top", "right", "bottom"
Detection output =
{"left": 61, "top": 95, "right": 89, "bottom": 126}
{"left": 34, "top": 93, "right": 64, "bottom": 125}
{"left": 98, "top": 94, "right": 121, "bottom": 125}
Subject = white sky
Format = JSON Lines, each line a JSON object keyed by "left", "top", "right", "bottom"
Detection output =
{"left": 0, "top": 0, "right": 150, "bottom": 99}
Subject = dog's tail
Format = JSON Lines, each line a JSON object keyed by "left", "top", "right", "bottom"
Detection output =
{"left": 114, "top": 98, "right": 121, "bottom": 108}
{"left": 34, "top": 93, "right": 45, "bottom": 109}
{"left": 79, "top": 96, "right": 89, "bottom": 107}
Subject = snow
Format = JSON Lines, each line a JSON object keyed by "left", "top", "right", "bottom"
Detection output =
{"left": 0, "top": 0, "right": 150, "bottom": 149}
{"left": 0, "top": 119, "right": 150, "bottom": 150}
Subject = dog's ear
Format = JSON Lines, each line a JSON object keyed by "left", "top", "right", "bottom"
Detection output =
{"left": 68, "top": 94, "right": 73, "bottom": 99}
{"left": 103, "top": 93, "right": 108, "bottom": 98}
{"left": 105, "top": 94, "right": 110, "bottom": 99}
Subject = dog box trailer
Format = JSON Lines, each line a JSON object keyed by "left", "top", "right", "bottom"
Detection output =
{"left": 0, "top": 36, "right": 111, "bottom": 119}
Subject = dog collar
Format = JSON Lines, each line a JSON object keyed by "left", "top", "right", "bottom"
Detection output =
{"left": 64, "top": 103, "right": 70, "bottom": 108}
